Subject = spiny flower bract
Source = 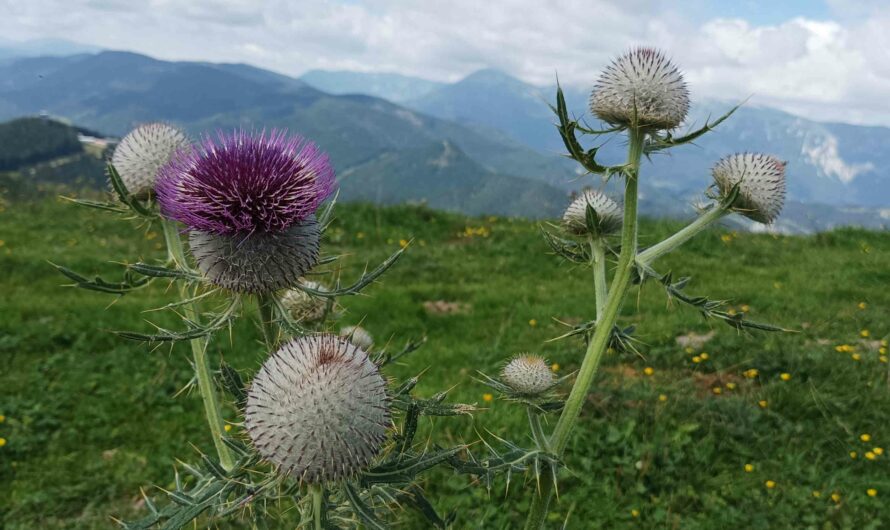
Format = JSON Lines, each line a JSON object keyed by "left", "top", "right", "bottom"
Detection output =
{"left": 111, "top": 123, "right": 190, "bottom": 197}
{"left": 712, "top": 153, "right": 786, "bottom": 224}
{"left": 157, "top": 129, "right": 336, "bottom": 235}
{"left": 590, "top": 47, "right": 689, "bottom": 130}
{"left": 189, "top": 217, "right": 320, "bottom": 293}
{"left": 501, "top": 354, "right": 556, "bottom": 395}
{"left": 244, "top": 334, "right": 390, "bottom": 484}
{"left": 562, "top": 189, "right": 622, "bottom": 236}
{"left": 340, "top": 325, "right": 374, "bottom": 350}
{"left": 280, "top": 280, "right": 330, "bottom": 323}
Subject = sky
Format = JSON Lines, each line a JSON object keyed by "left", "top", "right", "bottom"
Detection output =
{"left": 2, "top": 0, "right": 890, "bottom": 126}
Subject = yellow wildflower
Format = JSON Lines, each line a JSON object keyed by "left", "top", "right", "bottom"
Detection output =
{"left": 861, "top": 329, "right": 870, "bottom": 338}
{"left": 874, "top": 447, "right": 884, "bottom": 455}
{"left": 482, "top": 393, "right": 493, "bottom": 403}
{"left": 658, "top": 394, "right": 668, "bottom": 402}
{"left": 528, "top": 319, "right": 537, "bottom": 327}
{"left": 865, "top": 451, "right": 877, "bottom": 460}
{"left": 692, "top": 356, "right": 702, "bottom": 364}
{"left": 852, "top": 353, "right": 862, "bottom": 361}
{"left": 630, "top": 509, "right": 640, "bottom": 518}
{"left": 224, "top": 424, "right": 232, "bottom": 433}
{"left": 831, "top": 492, "right": 841, "bottom": 503}
{"left": 858, "top": 302, "right": 867, "bottom": 310}
{"left": 550, "top": 363, "right": 560, "bottom": 372}
{"left": 812, "top": 490, "right": 822, "bottom": 498}
{"left": 726, "top": 382, "right": 737, "bottom": 390}
{"left": 765, "top": 480, "right": 776, "bottom": 489}
{"left": 850, "top": 451, "right": 858, "bottom": 459}
{"left": 0, "top": 438, "right": 5, "bottom": 447}
{"left": 744, "top": 369, "right": 759, "bottom": 379}
{"left": 861, "top": 433, "right": 872, "bottom": 442}
{"left": 758, "top": 400, "right": 768, "bottom": 409}
{"left": 643, "top": 367, "right": 654, "bottom": 376}
{"left": 867, "top": 488, "right": 878, "bottom": 497}
{"left": 744, "top": 463, "right": 754, "bottom": 472}
{"left": 700, "top": 352, "right": 709, "bottom": 360}
{"left": 780, "top": 373, "right": 791, "bottom": 381}
{"left": 712, "top": 387, "right": 722, "bottom": 395}
{"left": 399, "top": 239, "right": 409, "bottom": 249}
{"left": 740, "top": 304, "right": 750, "bottom": 312}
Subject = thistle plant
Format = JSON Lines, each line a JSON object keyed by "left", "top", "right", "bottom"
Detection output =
{"left": 53, "top": 46, "right": 791, "bottom": 529}
{"left": 54, "top": 127, "right": 489, "bottom": 528}
{"left": 521, "top": 47, "right": 789, "bottom": 528}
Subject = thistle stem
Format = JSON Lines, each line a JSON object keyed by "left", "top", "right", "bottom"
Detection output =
{"left": 160, "top": 219, "right": 236, "bottom": 472}
{"left": 257, "top": 293, "right": 279, "bottom": 350}
{"left": 636, "top": 203, "right": 728, "bottom": 268}
{"left": 528, "top": 407, "right": 550, "bottom": 452}
{"left": 311, "top": 484, "right": 325, "bottom": 530}
{"left": 590, "top": 237, "right": 608, "bottom": 320}
{"left": 524, "top": 127, "right": 645, "bottom": 529}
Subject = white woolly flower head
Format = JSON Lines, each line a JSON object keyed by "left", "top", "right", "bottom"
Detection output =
{"left": 111, "top": 123, "right": 189, "bottom": 197}
{"left": 712, "top": 153, "right": 786, "bottom": 224}
{"left": 280, "top": 281, "right": 330, "bottom": 323}
{"left": 590, "top": 48, "right": 689, "bottom": 130}
{"left": 245, "top": 334, "right": 390, "bottom": 484}
{"left": 188, "top": 216, "right": 320, "bottom": 293}
{"left": 340, "top": 325, "right": 374, "bottom": 350}
{"left": 501, "top": 354, "right": 556, "bottom": 395}
{"left": 562, "top": 190, "right": 622, "bottom": 237}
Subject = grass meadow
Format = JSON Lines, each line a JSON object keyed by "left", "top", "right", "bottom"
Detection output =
{"left": 1, "top": 198, "right": 889, "bottom": 528}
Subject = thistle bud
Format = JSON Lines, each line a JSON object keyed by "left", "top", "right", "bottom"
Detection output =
{"left": 280, "top": 281, "right": 330, "bottom": 323}
{"left": 340, "top": 325, "right": 374, "bottom": 350}
{"left": 245, "top": 334, "right": 390, "bottom": 484}
{"left": 189, "top": 216, "right": 320, "bottom": 293}
{"left": 590, "top": 48, "right": 689, "bottom": 130}
{"left": 562, "top": 190, "right": 622, "bottom": 237}
{"left": 111, "top": 123, "right": 190, "bottom": 197}
{"left": 501, "top": 354, "right": 556, "bottom": 395}
{"left": 711, "top": 153, "right": 786, "bottom": 224}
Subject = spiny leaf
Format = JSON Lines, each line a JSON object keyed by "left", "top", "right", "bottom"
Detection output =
{"left": 50, "top": 261, "right": 152, "bottom": 295}
{"left": 343, "top": 482, "right": 387, "bottom": 530}
{"left": 645, "top": 101, "right": 743, "bottom": 154}
{"left": 59, "top": 196, "right": 129, "bottom": 214}
{"left": 299, "top": 246, "right": 406, "bottom": 298}
{"left": 107, "top": 163, "right": 155, "bottom": 217}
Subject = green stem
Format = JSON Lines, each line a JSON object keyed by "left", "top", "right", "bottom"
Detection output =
{"left": 257, "top": 293, "right": 279, "bottom": 350}
{"left": 590, "top": 237, "right": 608, "bottom": 320}
{"left": 160, "top": 219, "right": 236, "bottom": 471}
{"left": 528, "top": 407, "right": 550, "bottom": 452}
{"left": 524, "top": 127, "right": 646, "bottom": 530}
{"left": 311, "top": 484, "right": 325, "bottom": 530}
{"left": 636, "top": 204, "right": 728, "bottom": 268}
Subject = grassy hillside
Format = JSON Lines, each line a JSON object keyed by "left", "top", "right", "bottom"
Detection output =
{"left": 1, "top": 199, "right": 889, "bottom": 528}
{"left": 0, "top": 117, "right": 83, "bottom": 171}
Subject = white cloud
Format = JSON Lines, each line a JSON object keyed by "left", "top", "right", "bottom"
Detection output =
{"left": 2, "top": 0, "right": 890, "bottom": 126}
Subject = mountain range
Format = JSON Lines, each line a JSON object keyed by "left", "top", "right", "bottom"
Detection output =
{"left": 0, "top": 48, "right": 887, "bottom": 231}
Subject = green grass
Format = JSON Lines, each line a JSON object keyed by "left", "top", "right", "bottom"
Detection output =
{"left": 1, "top": 198, "right": 889, "bottom": 528}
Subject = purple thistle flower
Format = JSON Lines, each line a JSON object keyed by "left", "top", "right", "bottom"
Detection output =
{"left": 157, "top": 129, "right": 336, "bottom": 235}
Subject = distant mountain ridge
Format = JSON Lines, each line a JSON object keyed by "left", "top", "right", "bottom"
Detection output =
{"left": 301, "top": 67, "right": 889, "bottom": 231}
{"left": 0, "top": 50, "right": 886, "bottom": 232}
{"left": 0, "top": 51, "right": 574, "bottom": 218}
